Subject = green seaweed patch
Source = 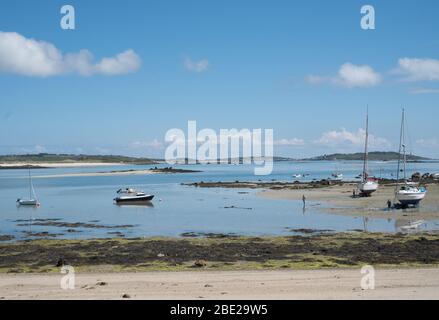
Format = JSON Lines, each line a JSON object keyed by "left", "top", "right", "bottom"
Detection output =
{"left": 1, "top": 233, "right": 439, "bottom": 273}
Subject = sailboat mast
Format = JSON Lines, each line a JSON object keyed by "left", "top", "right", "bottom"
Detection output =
{"left": 28, "top": 168, "right": 32, "bottom": 199}
{"left": 402, "top": 110, "right": 407, "bottom": 181}
{"left": 362, "top": 107, "right": 369, "bottom": 182}
{"left": 396, "top": 109, "right": 404, "bottom": 186}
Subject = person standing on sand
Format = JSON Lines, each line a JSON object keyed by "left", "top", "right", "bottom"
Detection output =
{"left": 387, "top": 199, "right": 392, "bottom": 210}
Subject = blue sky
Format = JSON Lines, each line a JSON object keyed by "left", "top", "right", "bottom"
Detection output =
{"left": 1, "top": 0, "right": 439, "bottom": 158}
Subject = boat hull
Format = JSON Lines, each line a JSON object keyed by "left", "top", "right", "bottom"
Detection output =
{"left": 114, "top": 195, "right": 154, "bottom": 203}
{"left": 357, "top": 181, "right": 378, "bottom": 196}
{"left": 17, "top": 199, "right": 38, "bottom": 206}
{"left": 396, "top": 192, "right": 426, "bottom": 206}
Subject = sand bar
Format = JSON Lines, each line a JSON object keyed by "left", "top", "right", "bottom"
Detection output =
{"left": 0, "top": 162, "right": 127, "bottom": 168}
{"left": 259, "top": 183, "right": 439, "bottom": 220}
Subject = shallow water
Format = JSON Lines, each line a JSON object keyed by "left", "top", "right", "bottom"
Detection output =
{"left": 1, "top": 161, "right": 439, "bottom": 240}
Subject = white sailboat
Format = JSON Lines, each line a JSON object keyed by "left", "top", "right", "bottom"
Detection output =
{"left": 357, "top": 108, "right": 378, "bottom": 196}
{"left": 17, "top": 168, "right": 39, "bottom": 206}
{"left": 395, "top": 109, "right": 426, "bottom": 207}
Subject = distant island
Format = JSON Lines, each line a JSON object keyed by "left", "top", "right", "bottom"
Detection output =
{"left": 0, "top": 153, "right": 159, "bottom": 165}
{"left": 304, "top": 152, "right": 430, "bottom": 162}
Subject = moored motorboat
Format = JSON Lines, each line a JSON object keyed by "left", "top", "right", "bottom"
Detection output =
{"left": 114, "top": 188, "right": 154, "bottom": 204}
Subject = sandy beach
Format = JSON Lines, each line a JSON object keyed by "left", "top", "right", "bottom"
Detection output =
{"left": 259, "top": 183, "right": 439, "bottom": 220}
{"left": 1, "top": 268, "right": 438, "bottom": 300}
{"left": 0, "top": 162, "right": 128, "bottom": 168}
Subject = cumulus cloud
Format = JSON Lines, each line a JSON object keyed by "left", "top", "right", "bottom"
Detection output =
{"left": 409, "top": 87, "right": 439, "bottom": 94}
{"left": 314, "top": 128, "right": 390, "bottom": 148}
{"left": 184, "top": 57, "right": 209, "bottom": 73}
{"left": 336, "top": 63, "right": 381, "bottom": 87}
{"left": 0, "top": 31, "right": 141, "bottom": 77}
{"left": 396, "top": 58, "right": 439, "bottom": 82}
{"left": 416, "top": 138, "right": 439, "bottom": 148}
{"left": 130, "top": 139, "right": 163, "bottom": 149}
{"left": 273, "top": 138, "right": 305, "bottom": 146}
{"left": 306, "top": 63, "right": 381, "bottom": 88}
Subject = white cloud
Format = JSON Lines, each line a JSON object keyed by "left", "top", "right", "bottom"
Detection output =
{"left": 184, "top": 57, "right": 209, "bottom": 73}
{"left": 305, "top": 75, "right": 328, "bottom": 85}
{"left": 416, "top": 138, "right": 439, "bottom": 148}
{"left": 273, "top": 138, "right": 305, "bottom": 146}
{"left": 130, "top": 139, "right": 163, "bottom": 149}
{"left": 335, "top": 63, "right": 381, "bottom": 87}
{"left": 396, "top": 58, "right": 439, "bottom": 82}
{"left": 409, "top": 87, "right": 439, "bottom": 94}
{"left": 306, "top": 63, "right": 381, "bottom": 88}
{"left": 0, "top": 31, "right": 141, "bottom": 77}
{"left": 314, "top": 128, "right": 390, "bottom": 148}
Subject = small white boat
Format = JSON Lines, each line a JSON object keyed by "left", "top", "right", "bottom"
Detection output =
{"left": 17, "top": 168, "right": 39, "bottom": 207}
{"left": 292, "top": 174, "right": 302, "bottom": 179}
{"left": 433, "top": 173, "right": 439, "bottom": 180}
{"left": 331, "top": 173, "right": 343, "bottom": 181}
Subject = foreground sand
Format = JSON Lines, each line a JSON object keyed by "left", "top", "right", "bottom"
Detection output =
{"left": 259, "top": 183, "right": 439, "bottom": 220}
{"left": 1, "top": 268, "right": 438, "bottom": 300}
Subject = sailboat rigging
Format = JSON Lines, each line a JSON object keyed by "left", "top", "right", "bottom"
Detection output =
{"left": 394, "top": 108, "right": 426, "bottom": 207}
{"left": 16, "top": 168, "right": 40, "bottom": 206}
{"left": 357, "top": 107, "right": 378, "bottom": 196}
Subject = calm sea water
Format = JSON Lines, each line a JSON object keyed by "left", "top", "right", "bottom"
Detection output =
{"left": 1, "top": 160, "right": 439, "bottom": 240}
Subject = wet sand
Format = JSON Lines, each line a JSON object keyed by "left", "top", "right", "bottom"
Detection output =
{"left": 259, "top": 184, "right": 439, "bottom": 220}
{"left": 1, "top": 268, "right": 439, "bottom": 300}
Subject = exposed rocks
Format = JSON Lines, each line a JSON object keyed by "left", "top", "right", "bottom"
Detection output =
{"left": 194, "top": 260, "right": 208, "bottom": 268}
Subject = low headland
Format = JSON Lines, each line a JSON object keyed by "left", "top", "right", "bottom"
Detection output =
{"left": 0, "top": 153, "right": 159, "bottom": 169}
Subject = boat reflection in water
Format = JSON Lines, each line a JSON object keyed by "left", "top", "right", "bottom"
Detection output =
{"left": 115, "top": 200, "right": 155, "bottom": 208}
{"left": 395, "top": 219, "right": 425, "bottom": 232}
